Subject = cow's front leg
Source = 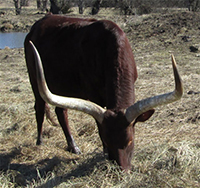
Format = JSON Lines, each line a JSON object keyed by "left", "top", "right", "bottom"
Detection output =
{"left": 55, "top": 107, "right": 81, "bottom": 154}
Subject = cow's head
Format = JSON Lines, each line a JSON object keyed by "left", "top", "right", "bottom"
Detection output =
{"left": 97, "top": 109, "right": 155, "bottom": 169}
{"left": 29, "top": 41, "right": 183, "bottom": 170}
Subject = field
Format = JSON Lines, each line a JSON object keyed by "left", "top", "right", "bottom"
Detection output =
{"left": 0, "top": 1, "right": 200, "bottom": 188}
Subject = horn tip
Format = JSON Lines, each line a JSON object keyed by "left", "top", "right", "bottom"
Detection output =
{"left": 171, "top": 54, "right": 176, "bottom": 64}
{"left": 29, "top": 40, "right": 34, "bottom": 47}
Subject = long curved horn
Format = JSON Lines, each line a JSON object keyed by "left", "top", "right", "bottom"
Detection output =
{"left": 125, "top": 55, "right": 183, "bottom": 123}
{"left": 29, "top": 41, "right": 106, "bottom": 124}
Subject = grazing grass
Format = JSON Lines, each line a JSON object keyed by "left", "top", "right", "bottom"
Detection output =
{"left": 0, "top": 4, "right": 200, "bottom": 188}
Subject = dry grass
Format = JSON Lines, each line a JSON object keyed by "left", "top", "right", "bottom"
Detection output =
{"left": 0, "top": 5, "right": 200, "bottom": 188}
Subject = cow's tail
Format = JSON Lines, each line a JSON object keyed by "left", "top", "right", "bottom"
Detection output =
{"left": 45, "top": 103, "right": 59, "bottom": 126}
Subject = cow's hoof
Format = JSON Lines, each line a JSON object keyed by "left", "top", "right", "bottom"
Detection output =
{"left": 67, "top": 146, "right": 81, "bottom": 154}
{"left": 36, "top": 139, "right": 43, "bottom": 145}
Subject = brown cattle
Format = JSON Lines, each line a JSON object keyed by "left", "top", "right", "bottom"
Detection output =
{"left": 24, "top": 15, "right": 183, "bottom": 170}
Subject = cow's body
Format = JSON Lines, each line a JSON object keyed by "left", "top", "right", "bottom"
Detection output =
{"left": 24, "top": 15, "right": 183, "bottom": 170}
{"left": 26, "top": 15, "right": 137, "bottom": 109}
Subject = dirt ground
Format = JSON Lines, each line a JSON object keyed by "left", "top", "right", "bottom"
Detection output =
{"left": 0, "top": 3, "right": 200, "bottom": 188}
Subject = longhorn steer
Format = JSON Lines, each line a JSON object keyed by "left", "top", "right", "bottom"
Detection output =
{"left": 24, "top": 15, "right": 183, "bottom": 170}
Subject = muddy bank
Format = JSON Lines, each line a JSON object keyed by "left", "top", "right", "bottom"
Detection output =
{"left": 1, "top": 9, "right": 200, "bottom": 54}
{"left": 0, "top": 9, "right": 43, "bottom": 32}
{"left": 0, "top": 7, "right": 199, "bottom": 35}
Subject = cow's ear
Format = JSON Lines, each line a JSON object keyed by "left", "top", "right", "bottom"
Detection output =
{"left": 135, "top": 109, "right": 155, "bottom": 122}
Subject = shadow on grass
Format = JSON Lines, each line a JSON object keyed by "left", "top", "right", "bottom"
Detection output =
{"left": 37, "top": 153, "right": 105, "bottom": 188}
{"left": 0, "top": 147, "right": 105, "bottom": 187}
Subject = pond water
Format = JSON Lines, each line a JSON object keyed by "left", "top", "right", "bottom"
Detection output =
{"left": 0, "top": 32, "right": 27, "bottom": 49}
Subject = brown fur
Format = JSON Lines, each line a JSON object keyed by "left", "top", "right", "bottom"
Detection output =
{"left": 24, "top": 15, "right": 153, "bottom": 170}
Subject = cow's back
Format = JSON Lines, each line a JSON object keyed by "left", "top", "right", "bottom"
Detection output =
{"left": 24, "top": 15, "right": 137, "bottom": 110}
